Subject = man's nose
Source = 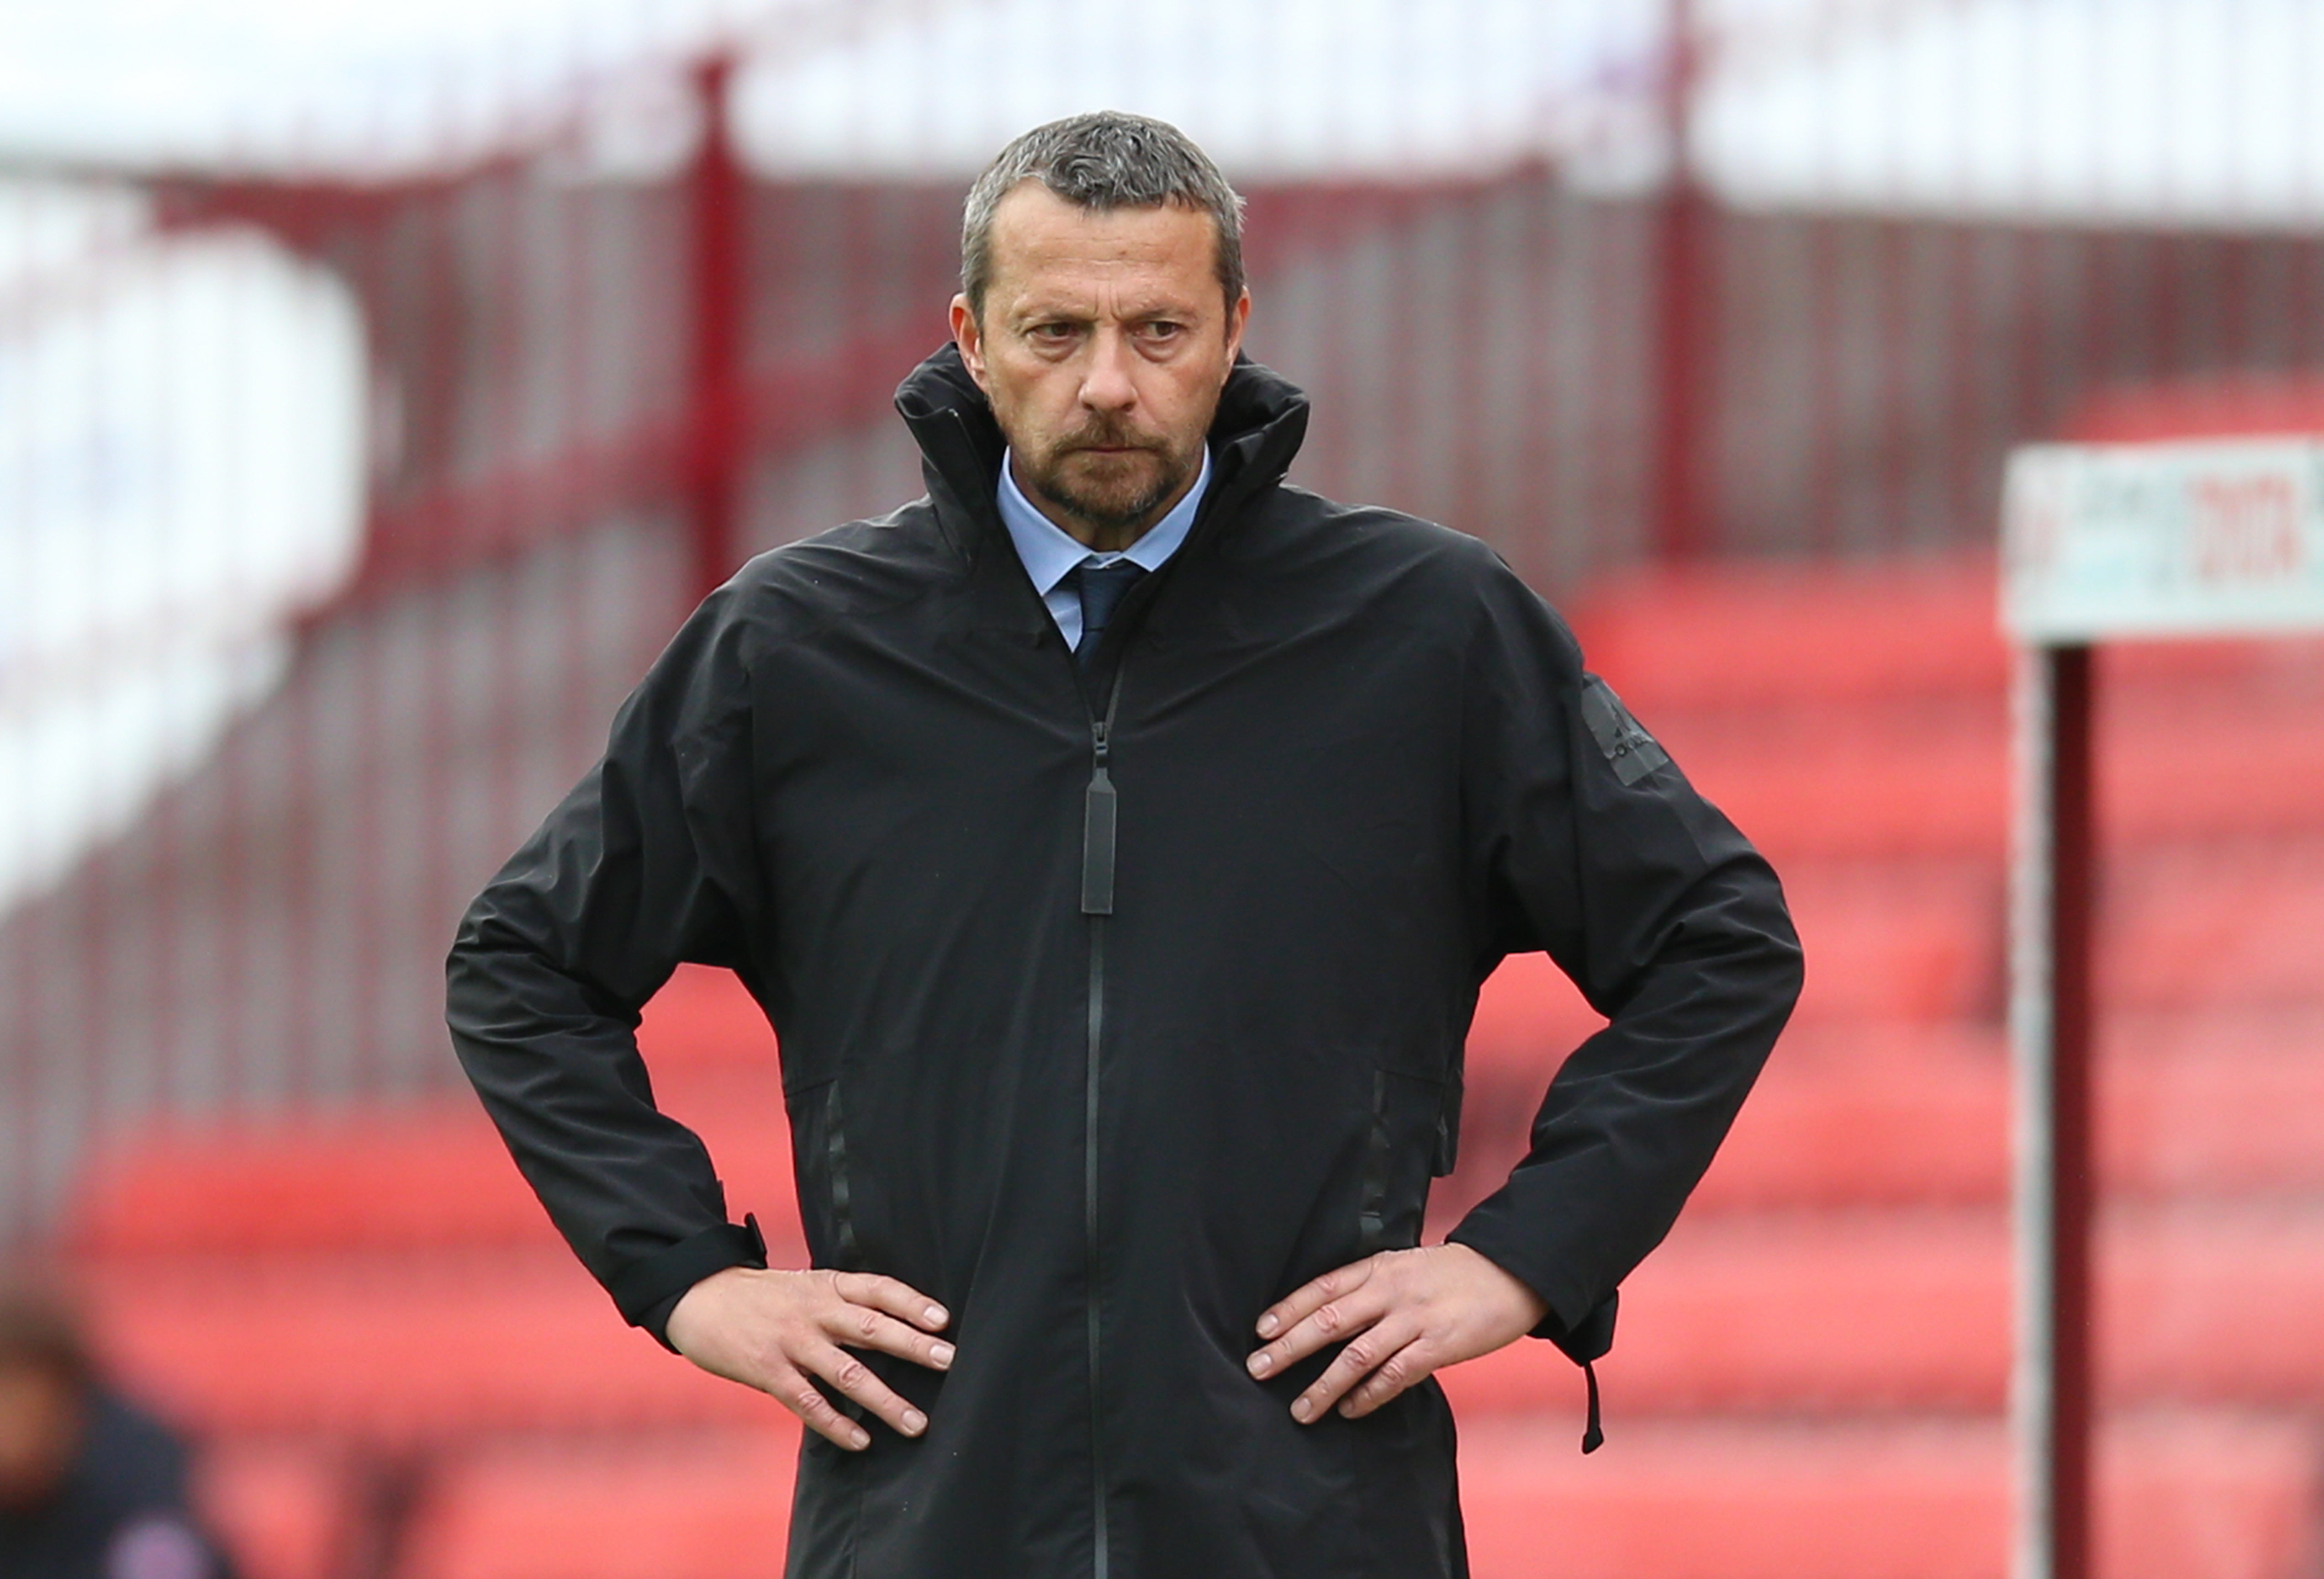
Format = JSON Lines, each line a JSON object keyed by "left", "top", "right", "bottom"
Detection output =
{"left": 1078, "top": 329, "right": 1138, "bottom": 413}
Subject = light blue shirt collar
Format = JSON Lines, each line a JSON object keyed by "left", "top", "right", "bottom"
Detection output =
{"left": 997, "top": 445, "right": 1211, "bottom": 648}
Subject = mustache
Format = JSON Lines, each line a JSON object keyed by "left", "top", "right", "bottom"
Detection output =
{"left": 1058, "top": 418, "right": 1162, "bottom": 453}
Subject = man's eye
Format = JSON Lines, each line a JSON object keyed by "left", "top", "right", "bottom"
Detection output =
{"left": 1141, "top": 321, "right": 1183, "bottom": 340}
{"left": 1030, "top": 323, "right": 1077, "bottom": 343}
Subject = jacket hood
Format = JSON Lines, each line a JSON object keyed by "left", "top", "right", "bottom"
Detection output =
{"left": 892, "top": 342, "right": 1313, "bottom": 551}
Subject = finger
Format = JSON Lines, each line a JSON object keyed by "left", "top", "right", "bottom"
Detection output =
{"left": 802, "top": 1341, "right": 930, "bottom": 1440}
{"left": 824, "top": 1302, "right": 957, "bottom": 1372}
{"left": 1292, "top": 1314, "right": 1421, "bottom": 1424}
{"left": 1336, "top": 1336, "right": 1437, "bottom": 1419}
{"left": 1247, "top": 1276, "right": 1392, "bottom": 1376}
{"left": 764, "top": 1361, "right": 872, "bottom": 1452}
{"left": 1255, "top": 1257, "right": 1376, "bottom": 1343}
{"left": 835, "top": 1271, "right": 950, "bottom": 1332}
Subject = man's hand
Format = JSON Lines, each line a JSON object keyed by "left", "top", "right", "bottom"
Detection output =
{"left": 666, "top": 1266, "right": 953, "bottom": 1451}
{"left": 1245, "top": 1243, "right": 1548, "bottom": 1423}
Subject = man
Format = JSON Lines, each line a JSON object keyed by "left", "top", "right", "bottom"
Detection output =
{"left": 448, "top": 111, "right": 1801, "bottom": 1578}
{"left": 0, "top": 1286, "right": 231, "bottom": 1579}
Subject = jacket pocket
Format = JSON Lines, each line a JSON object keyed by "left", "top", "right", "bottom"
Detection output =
{"left": 786, "top": 1074, "right": 862, "bottom": 1269}
{"left": 1358, "top": 1067, "right": 1448, "bottom": 1254}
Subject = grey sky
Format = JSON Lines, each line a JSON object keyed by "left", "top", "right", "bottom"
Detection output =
{"left": 0, "top": 0, "right": 2315, "bottom": 224}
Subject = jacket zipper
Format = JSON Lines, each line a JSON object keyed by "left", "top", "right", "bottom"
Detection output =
{"left": 1079, "top": 666, "right": 1126, "bottom": 1579}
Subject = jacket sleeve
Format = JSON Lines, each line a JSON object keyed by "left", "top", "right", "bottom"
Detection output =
{"left": 1443, "top": 561, "right": 1803, "bottom": 1346}
{"left": 445, "top": 583, "right": 771, "bottom": 1347}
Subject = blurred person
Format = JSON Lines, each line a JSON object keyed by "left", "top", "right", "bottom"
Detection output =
{"left": 449, "top": 111, "right": 1801, "bottom": 1578}
{"left": 0, "top": 1286, "right": 229, "bottom": 1579}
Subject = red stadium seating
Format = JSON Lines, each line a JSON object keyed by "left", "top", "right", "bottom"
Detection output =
{"left": 69, "top": 1064, "right": 801, "bottom": 1258}
{"left": 193, "top": 1440, "right": 363, "bottom": 1579}
{"left": 1446, "top": 1200, "right": 2324, "bottom": 1417}
{"left": 1458, "top": 1413, "right": 2319, "bottom": 1579}
{"left": 85, "top": 1250, "right": 792, "bottom": 1442}
{"left": 1564, "top": 556, "right": 2011, "bottom": 711}
{"left": 634, "top": 964, "right": 782, "bottom": 1071}
{"left": 1459, "top": 1014, "right": 2324, "bottom": 1218}
{"left": 397, "top": 1427, "right": 800, "bottom": 1579}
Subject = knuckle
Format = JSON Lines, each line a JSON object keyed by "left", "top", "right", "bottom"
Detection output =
{"left": 1313, "top": 1304, "right": 1343, "bottom": 1336}
{"left": 853, "top": 1308, "right": 882, "bottom": 1341}
{"left": 833, "top": 1358, "right": 869, "bottom": 1391}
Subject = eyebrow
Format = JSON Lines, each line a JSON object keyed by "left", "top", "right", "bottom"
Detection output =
{"left": 1012, "top": 299, "right": 1200, "bottom": 325}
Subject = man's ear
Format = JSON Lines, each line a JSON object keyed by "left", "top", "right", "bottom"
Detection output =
{"left": 1223, "top": 288, "right": 1251, "bottom": 366}
{"left": 950, "top": 295, "right": 991, "bottom": 393}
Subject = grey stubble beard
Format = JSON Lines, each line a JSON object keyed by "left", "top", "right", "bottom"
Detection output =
{"left": 1020, "top": 429, "right": 1200, "bottom": 538}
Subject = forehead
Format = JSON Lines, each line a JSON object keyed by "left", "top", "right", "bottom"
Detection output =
{"left": 983, "top": 184, "right": 1220, "bottom": 310}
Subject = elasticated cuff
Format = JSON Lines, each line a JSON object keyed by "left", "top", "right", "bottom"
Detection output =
{"left": 607, "top": 1216, "right": 769, "bottom": 1350}
{"left": 1532, "top": 1288, "right": 1617, "bottom": 1365}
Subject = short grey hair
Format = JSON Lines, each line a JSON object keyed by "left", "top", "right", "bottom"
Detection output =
{"left": 961, "top": 111, "right": 1247, "bottom": 319}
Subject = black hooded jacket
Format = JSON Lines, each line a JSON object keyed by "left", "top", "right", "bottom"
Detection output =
{"left": 446, "top": 346, "right": 1802, "bottom": 1579}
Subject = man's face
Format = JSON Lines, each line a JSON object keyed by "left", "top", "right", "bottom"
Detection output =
{"left": 952, "top": 183, "right": 1250, "bottom": 551}
{"left": 0, "top": 1358, "right": 83, "bottom": 1511}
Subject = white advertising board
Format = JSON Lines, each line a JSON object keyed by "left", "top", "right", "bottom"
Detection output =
{"left": 2002, "top": 439, "right": 2324, "bottom": 641}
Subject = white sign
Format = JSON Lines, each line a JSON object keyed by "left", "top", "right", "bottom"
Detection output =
{"left": 2002, "top": 439, "right": 2324, "bottom": 642}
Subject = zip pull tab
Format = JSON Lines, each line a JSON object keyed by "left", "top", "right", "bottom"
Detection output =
{"left": 1080, "top": 670, "right": 1128, "bottom": 917}
{"left": 1082, "top": 722, "right": 1117, "bottom": 915}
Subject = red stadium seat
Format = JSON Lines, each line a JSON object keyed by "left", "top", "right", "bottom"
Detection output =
{"left": 69, "top": 1107, "right": 563, "bottom": 1257}
{"left": 2060, "top": 373, "right": 2324, "bottom": 445}
{"left": 1564, "top": 555, "right": 2010, "bottom": 713}
{"left": 194, "top": 1439, "right": 362, "bottom": 1579}
{"left": 1664, "top": 699, "right": 2009, "bottom": 864}
{"left": 397, "top": 1427, "right": 799, "bottom": 1579}
{"left": 1458, "top": 1412, "right": 2319, "bottom": 1579}
{"left": 637, "top": 964, "right": 781, "bottom": 1070}
{"left": 2103, "top": 838, "right": 2324, "bottom": 1010}
{"left": 1777, "top": 861, "right": 2001, "bottom": 1023}
{"left": 1464, "top": 862, "right": 2002, "bottom": 1054}
{"left": 83, "top": 1249, "right": 796, "bottom": 1443}
{"left": 1442, "top": 1200, "right": 2324, "bottom": 1418}
{"left": 69, "top": 1063, "right": 800, "bottom": 1257}
{"left": 1454, "top": 1009, "right": 2324, "bottom": 1222}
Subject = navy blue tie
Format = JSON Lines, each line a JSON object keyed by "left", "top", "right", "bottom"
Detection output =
{"left": 1072, "top": 561, "right": 1146, "bottom": 670}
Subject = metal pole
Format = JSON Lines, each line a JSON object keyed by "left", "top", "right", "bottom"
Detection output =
{"left": 687, "top": 53, "right": 749, "bottom": 603}
{"left": 1649, "top": 0, "right": 1715, "bottom": 561}
{"left": 2010, "top": 642, "right": 2096, "bottom": 1579}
